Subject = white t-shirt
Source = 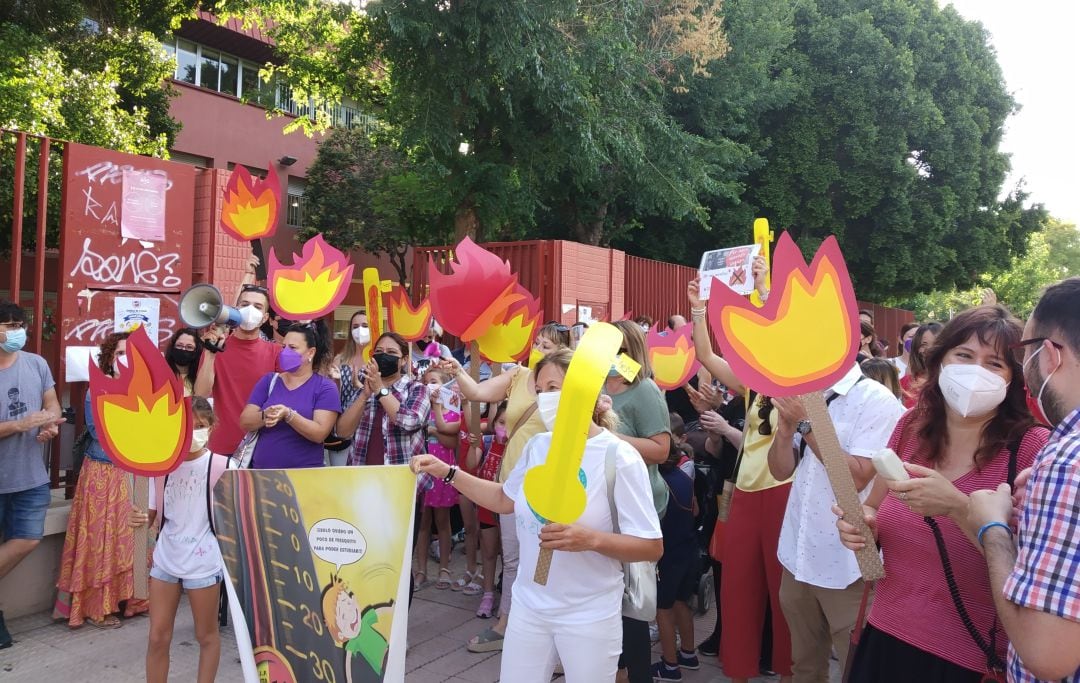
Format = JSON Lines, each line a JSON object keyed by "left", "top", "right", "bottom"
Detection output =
{"left": 503, "top": 429, "right": 662, "bottom": 624}
{"left": 777, "top": 365, "right": 904, "bottom": 589}
{"left": 150, "top": 452, "right": 232, "bottom": 580}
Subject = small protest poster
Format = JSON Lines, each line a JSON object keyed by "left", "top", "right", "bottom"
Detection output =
{"left": 121, "top": 169, "right": 167, "bottom": 241}
{"left": 114, "top": 296, "right": 160, "bottom": 345}
{"left": 214, "top": 466, "right": 416, "bottom": 683}
{"left": 697, "top": 243, "right": 761, "bottom": 299}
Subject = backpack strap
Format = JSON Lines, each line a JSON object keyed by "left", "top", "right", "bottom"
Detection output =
{"left": 797, "top": 376, "right": 865, "bottom": 462}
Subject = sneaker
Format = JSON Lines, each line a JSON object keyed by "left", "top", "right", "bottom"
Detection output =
{"left": 677, "top": 649, "right": 700, "bottom": 670}
{"left": 0, "top": 611, "right": 11, "bottom": 649}
{"left": 696, "top": 634, "right": 719, "bottom": 658}
{"left": 651, "top": 659, "right": 682, "bottom": 681}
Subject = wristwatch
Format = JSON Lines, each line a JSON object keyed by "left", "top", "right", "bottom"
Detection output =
{"left": 796, "top": 419, "right": 812, "bottom": 436}
{"left": 377, "top": 387, "right": 391, "bottom": 399}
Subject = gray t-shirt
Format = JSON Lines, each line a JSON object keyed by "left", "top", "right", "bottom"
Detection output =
{"left": 0, "top": 352, "right": 55, "bottom": 494}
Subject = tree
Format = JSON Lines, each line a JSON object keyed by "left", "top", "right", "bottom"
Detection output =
{"left": 737, "top": 0, "right": 1043, "bottom": 301}
{"left": 300, "top": 126, "right": 451, "bottom": 288}
{"left": 900, "top": 218, "right": 1079, "bottom": 320}
{"left": 1, "top": 1, "right": 195, "bottom": 252}
{"left": 220, "top": 0, "right": 730, "bottom": 245}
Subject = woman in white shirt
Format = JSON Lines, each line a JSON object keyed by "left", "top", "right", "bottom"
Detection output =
{"left": 412, "top": 349, "right": 663, "bottom": 683}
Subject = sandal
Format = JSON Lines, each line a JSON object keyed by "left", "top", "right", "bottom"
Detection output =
{"left": 435, "top": 568, "right": 453, "bottom": 590}
{"left": 451, "top": 570, "right": 475, "bottom": 592}
{"left": 84, "top": 615, "right": 122, "bottom": 630}
{"left": 463, "top": 573, "right": 484, "bottom": 597}
{"left": 476, "top": 591, "right": 495, "bottom": 619}
{"left": 466, "top": 626, "right": 504, "bottom": 653}
{"left": 412, "top": 571, "right": 427, "bottom": 588}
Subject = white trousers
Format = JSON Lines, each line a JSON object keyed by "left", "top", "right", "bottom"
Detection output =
{"left": 498, "top": 512, "right": 519, "bottom": 616}
{"left": 500, "top": 606, "right": 622, "bottom": 683}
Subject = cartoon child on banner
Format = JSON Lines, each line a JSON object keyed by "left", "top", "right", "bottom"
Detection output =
{"left": 321, "top": 575, "right": 395, "bottom": 683}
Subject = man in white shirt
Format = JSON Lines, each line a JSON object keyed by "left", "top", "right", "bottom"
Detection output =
{"left": 766, "top": 364, "right": 903, "bottom": 682}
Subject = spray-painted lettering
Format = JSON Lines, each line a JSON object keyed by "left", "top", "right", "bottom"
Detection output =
{"left": 69, "top": 237, "right": 182, "bottom": 289}
{"left": 76, "top": 161, "right": 173, "bottom": 191}
{"left": 65, "top": 317, "right": 176, "bottom": 345}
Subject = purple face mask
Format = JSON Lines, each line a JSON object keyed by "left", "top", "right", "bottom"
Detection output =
{"left": 279, "top": 347, "right": 304, "bottom": 373}
{"left": 903, "top": 338, "right": 913, "bottom": 353}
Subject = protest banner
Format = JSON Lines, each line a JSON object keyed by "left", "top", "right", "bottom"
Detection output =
{"left": 697, "top": 243, "right": 761, "bottom": 300}
{"left": 214, "top": 466, "right": 416, "bottom": 683}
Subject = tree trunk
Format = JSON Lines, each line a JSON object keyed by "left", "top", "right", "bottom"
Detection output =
{"left": 390, "top": 246, "right": 410, "bottom": 295}
{"left": 572, "top": 203, "right": 608, "bottom": 245}
{"left": 455, "top": 196, "right": 480, "bottom": 242}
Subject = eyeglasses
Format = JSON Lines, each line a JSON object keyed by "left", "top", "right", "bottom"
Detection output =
{"left": 0, "top": 321, "right": 26, "bottom": 331}
{"left": 1009, "top": 337, "right": 1064, "bottom": 361}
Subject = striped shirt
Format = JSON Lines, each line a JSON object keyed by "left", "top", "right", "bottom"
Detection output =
{"left": 870, "top": 410, "right": 1046, "bottom": 674}
{"left": 1005, "top": 407, "right": 1080, "bottom": 683}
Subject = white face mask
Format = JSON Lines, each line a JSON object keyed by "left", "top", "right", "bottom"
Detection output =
{"left": 536, "top": 390, "right": 561, "bottom": 431}
{"left": 938, "top": 363, "right": 1008, "bottom": 418}
{"left": 238, "top": 305, "right": 264, "bottom": 331}
{"left": 1023, "top": 345, "right": 1059, "bottom": 426}
{"left": 352, "top": 326, "right": 371, "bottom": 345}
{"left": 190, "top": 427, "right": 210, "bottom": 453}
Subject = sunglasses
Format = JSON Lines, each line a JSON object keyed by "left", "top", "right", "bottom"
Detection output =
{"left": 241, "top": 284, "right": 269, "bottom": 294}
{"left": 1010, "top": 337, "right": 1063, "bottom": 352}
{"left": 544, "top": 321, "right": 570, "bottom": 332}
{"left": 757, "top": 397, "right": 774, "bottom": 436}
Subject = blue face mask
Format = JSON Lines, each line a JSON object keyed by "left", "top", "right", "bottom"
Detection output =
{"left": 0, "top": 328, "right": 26, "bottom": 353}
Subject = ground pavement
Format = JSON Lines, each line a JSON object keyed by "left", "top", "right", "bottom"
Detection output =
{"left": 1, "top": 549, "right": 837, "bottom": 681}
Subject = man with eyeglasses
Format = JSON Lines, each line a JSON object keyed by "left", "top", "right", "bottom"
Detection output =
{"left": 0, "top": 300, "right": 64, "bottom": 648}
{"left": 194, "top": 284, "right": 281, "bottom": 455}
{"left": 964, "top": 276, "right": 1080, "bottom": 682}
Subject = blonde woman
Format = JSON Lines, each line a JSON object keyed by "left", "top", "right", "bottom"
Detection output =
{"left": 413, "top": 349, "right": 662, "bottom": 682}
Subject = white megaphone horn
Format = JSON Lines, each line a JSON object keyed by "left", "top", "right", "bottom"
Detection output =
{"left": 179, "top": 284, "right": 243, "bottom": 328}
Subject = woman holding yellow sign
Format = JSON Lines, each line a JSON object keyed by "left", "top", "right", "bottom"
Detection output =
{"left": 413, "top": 347, "right": 662, "bottom": 683}
{"left": 439, "top": 322, "right": 570, "bottom": 652}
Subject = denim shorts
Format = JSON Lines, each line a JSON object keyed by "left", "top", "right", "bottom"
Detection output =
{"left": 150, "top": 567, "right": 223, "bottom": 590}
{"left": 0, "top": 483, "right": 51, "bottom": 541}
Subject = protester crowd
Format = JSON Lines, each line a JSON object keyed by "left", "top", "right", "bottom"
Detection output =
{"left": 0, "top": 268, "right": 1078, "bottom": 683}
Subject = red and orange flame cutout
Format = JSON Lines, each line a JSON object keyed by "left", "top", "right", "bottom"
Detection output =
{"left": 89, "top": 326, "right": 192, "bottom": 477}
{"left": 647, "top": 324, "right": 701, "bottom": 391}
{"left": 268, "top": 234, "right": 354, "bottom": 319}
{"left": 428, "top": 238, "right": 542, "bottom": 362}
{"left": 220, "top": 165, "right": 281, "bottom": 241}
{"left": 387, "top": 287, "right": 433, "bottom": 343}
{"left": 707, "top": 232, "right": 859, "bottom": 397}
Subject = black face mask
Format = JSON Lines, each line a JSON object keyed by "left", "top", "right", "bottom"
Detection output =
{"left": 416, "top": 339, "right": 430, "bottom": 352}
{"left": 168, "top": 348, "right": 198, "bottom": 367}
{"left": 373, "top": 353, "right": 401, "bottom": 378}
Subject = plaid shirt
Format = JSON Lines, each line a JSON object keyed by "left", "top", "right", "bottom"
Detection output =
{"left": 1005, "top": 407, "right": 1080, "bottom": 683}
{"left": 347, "top": 376, "right": 431, "bottom": 466}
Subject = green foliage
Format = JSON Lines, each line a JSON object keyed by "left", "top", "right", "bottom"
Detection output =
{"left": 300, "top": 126, "right": 451, "bottom": 288}
{"left": 1, "top": 2, "right": 195, "bottom": 252}
{"left": 738, "top": 0, "right": 1042, "bottom": 301}
{"left": 898, "top": 218, "right": 1079, "bottom": 320}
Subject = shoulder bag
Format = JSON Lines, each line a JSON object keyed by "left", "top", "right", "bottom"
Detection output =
{"left": 233, "top": 373, "right": 280, "bottom": 469}
{"left": 604, "top": 440, "right": 658, "bottom": 622}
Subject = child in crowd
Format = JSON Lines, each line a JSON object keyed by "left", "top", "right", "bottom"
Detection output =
{"left": 131, "top": 397, "right": 235, "bottom": 683}
{"left": 414, "top": 367, "right": 461, "bottom": 589}
{"left": 452, "top": 400, "right": 483, "bottom": 596}
{"left": 653, "top": 425, "right": 701, "bottom": 681}
{"left": 466, "top": 401, "right": 508, "bottom": 618}
{"left": 860, "top": 357, "right": 902, "bottom": 400}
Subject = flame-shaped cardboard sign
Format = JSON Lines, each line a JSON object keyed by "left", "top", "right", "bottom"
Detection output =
{"left": 268, "top": 234, "right": 355, "bottom": 319}
{"left": 475, "top": 285, "right": 543, "bottom": 363}
{"left": 428, "top": 238, "right": 539, "bottom": 345}
{"left": 219, "top": 165, "right": 281, "bottom": 241}
{"left": 362, "top": 268, "right": 394, "bottom": 363}
{"left": 707, "top": 232, "right": 858, "bottom": 397}
{"left": 523, "top": 322, "right": 626, "bottom": 526}
{"left": 89, "top": 325, "right": 192, "bottom": 477}
{"left": 647, "top": 324, "right": 701, "bottom": 391}
{"left": 387, "top": 287, "right": 432, "bottom": 343}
